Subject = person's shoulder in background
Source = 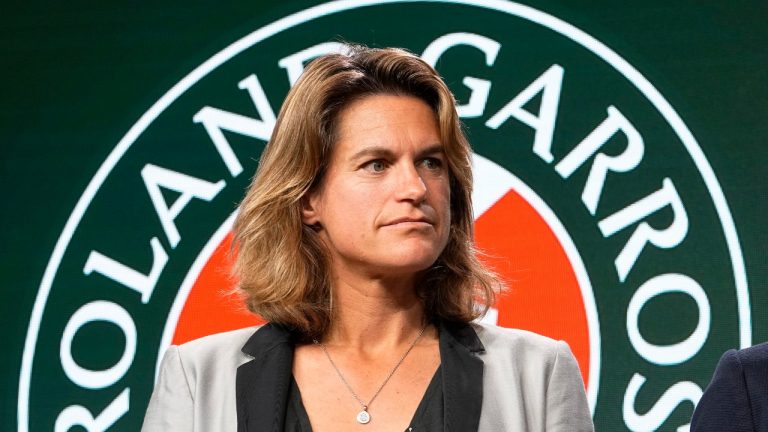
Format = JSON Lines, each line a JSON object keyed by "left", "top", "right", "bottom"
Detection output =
{"left": 690, "top": 341, "right": 768, "bottom": 432}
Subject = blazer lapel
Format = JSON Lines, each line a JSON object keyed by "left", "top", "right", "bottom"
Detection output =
{"left": 236, "top": 323, "right": 295, "bottom": 432}
{"left": 439, "top": 321, "right": 485, "bottom": 432}
{"left": 234, "top": 321, "right": 485, "bottom": 431}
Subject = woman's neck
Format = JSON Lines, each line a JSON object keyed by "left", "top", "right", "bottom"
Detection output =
{"left": 322, "top": 274, "right": 430, "bottom": 355}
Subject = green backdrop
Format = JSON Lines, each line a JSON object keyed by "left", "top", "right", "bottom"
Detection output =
{"left": 2, "top": 1, "right": 766, "bottom": 430}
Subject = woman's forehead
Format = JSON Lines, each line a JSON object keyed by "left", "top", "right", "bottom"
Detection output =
{"left": 333, "top": 95, "right": 440, "bottom": 147}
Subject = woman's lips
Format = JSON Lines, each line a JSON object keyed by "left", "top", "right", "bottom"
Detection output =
{"left": 383, "top": 216, "right": 434, "bottom": 227}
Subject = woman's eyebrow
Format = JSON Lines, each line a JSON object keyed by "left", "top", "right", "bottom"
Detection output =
{"left": 349, "top": 146, "right": 396, "bottom": 161}
{"left": 349, "top": 144, "right": 445, "bottom": 161}
{"left": 415, "top": 144, "right": 445, "bottom": 159}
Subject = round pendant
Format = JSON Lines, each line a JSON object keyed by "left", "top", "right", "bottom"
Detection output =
{"left": 356, "top": 410, "right": 371, "bottom": 424}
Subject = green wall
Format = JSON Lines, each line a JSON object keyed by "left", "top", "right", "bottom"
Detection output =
{"left": 2, "top": 1, "right": 766, "bottom": 430}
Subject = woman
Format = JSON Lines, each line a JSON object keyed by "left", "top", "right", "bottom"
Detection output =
{"left": 142, "top": 45, "right": 594, "bottom": 431}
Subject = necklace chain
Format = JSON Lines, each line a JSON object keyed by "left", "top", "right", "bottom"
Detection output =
{"left": 314, "top": 325, "right": 428, "bottom": 423}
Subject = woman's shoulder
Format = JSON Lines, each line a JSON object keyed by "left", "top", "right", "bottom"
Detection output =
{"left": 470, "top": 322, "right": 593, "bottom": 431}
{"left": 471, "top": 322, "right": 568, "bottom": 358}
{"left": 469, "top": 322, "right": 580, "bottom": 377}
{"left": 144, "top": 327, "right": 261, "bottom": 431}
{"left": 172, "top": 326, "right": 261, "bottom": 371}
{"left": 177, "top": 326, "right": 259, "bottom": 350}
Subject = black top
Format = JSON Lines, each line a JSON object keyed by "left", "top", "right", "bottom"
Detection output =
{"left": 236, "top": 321, "right": 484, "bottom": 432}
{"left": 284, "top": 366, "right": 444, "bottom": 432}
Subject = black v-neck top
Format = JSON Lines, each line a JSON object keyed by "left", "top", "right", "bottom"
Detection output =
{"left": 284, "top": 365, "right": 444, "bottom": 432}
{"left": 236, "top": 320, "right": 484, "bottom": 431}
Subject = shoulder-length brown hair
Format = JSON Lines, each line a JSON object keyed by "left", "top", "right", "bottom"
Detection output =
{"left": 232, "top": 45, "right": 500, "bottom": 340}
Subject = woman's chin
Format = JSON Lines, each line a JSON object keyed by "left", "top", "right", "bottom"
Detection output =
{"left": 371, "top": 253, "right": 441, "bottom": 277}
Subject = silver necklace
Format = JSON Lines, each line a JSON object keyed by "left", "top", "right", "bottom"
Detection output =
{"left": 314, "top": 325, "right": 428, "bottom": 425}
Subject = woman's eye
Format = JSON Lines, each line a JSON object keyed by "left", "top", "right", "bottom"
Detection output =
{"left": 364, "top": 160, "right": 387, "bottom": 172}
{"left": 421, "top": 157, "right": 443, "bottom": 170}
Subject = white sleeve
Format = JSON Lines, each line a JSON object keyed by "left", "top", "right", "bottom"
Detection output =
{"left": 545, "top": 341, "right": 595, "bottom": 432}
{"left": 141, "top": 346, "right": 194, "bottom": 432}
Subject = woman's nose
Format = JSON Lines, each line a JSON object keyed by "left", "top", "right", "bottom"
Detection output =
{"left": 394, "top": 164, "right": 428, "bottom": 204}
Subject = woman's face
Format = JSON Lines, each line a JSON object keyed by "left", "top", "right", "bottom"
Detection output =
{"left": 303, "top": 94, "right": 451, "bottom": 280}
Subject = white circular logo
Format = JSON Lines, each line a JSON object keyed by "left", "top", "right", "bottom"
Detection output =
{"left": 20, "top": 2, "right": 749, "bottom": 431}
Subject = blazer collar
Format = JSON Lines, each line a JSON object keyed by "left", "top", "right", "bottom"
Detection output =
{"left": 236, "top": 323, "right": 295, "bottom": 432}
{"left": 235, "top": 321, "right": 485, "bottom": 432}
{"left": 439, "top": 320, "right": 485, "bottom": 431}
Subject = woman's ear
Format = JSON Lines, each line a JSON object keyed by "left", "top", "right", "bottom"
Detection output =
{"left": 301, "top": 192, "right": 321, "bottom": 226}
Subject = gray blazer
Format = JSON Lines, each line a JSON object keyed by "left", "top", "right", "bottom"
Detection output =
{"left": 142, "top": 322, "right": 594, "bottom": 431}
